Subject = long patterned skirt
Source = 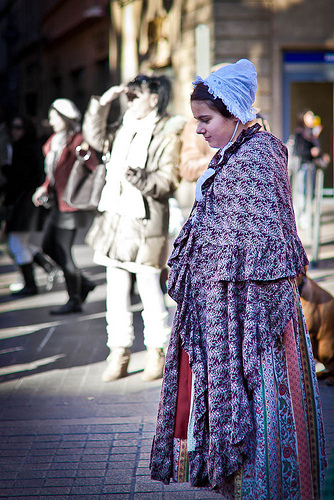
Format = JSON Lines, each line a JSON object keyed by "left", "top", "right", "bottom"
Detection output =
{"left": 169, "top": 295, "right": 327, "bottom": 499}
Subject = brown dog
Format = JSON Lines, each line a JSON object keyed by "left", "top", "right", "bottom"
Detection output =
{"left": 297, "top": 274, "right": 334, "bottom": 383}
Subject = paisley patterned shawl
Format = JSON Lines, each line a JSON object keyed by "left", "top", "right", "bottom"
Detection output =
{"left": 173, "top": 124, "right": 308, "bottom": 284}
{"left": 150, "top": 125, "right": 309, "bottom": 489}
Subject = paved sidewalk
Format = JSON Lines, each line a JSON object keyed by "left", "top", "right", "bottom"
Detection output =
{"left": 0, "top": 230, "right": 219, "bottom": 499}
{"left": 1, "top": 197, "right": 334, "bottom": 499}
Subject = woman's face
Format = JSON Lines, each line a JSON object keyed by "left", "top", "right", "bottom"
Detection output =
{"left": 11, "top": 117, "right": 25, "bottom": 142}
{"left": 126, "top": 85, "right": 158, "bottom": 119}
{"left": 49, "top": 108, "right": 67, "bottom": 133}
{"left": 191, "top": 100, "right": 239, "bottom": 149}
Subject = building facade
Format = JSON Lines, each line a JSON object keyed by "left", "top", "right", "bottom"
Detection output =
{"left": 1, "top": 0, "right": 333, "bottom": 189}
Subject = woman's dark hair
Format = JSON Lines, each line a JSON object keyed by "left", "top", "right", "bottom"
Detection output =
{"left": 49, "top": 106, "right": 80, "bottom": 134}
{"left": 191, "top": 82, "right": 233, "bottom": 118}
{"left": 127, "top": 74, "right": 172, "bottom": 116}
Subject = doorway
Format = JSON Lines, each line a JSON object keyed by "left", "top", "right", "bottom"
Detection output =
{"left": 290, "top": 82, "right": 333, "bottom": 190}
{"left": 283, "top": 50, "right": 334, "bottom": 193}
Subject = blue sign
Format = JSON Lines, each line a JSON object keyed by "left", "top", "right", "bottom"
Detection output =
{"left": 283, "top": 51, "right": 334, "bottom": 64}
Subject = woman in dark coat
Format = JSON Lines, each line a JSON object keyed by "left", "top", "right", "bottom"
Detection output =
{"left": 2, "top": 115, "right": 56, "bottom": 296}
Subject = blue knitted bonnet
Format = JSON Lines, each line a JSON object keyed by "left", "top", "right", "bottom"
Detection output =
{"left": 193, "top": 59, "right": 258, "bottom": 124}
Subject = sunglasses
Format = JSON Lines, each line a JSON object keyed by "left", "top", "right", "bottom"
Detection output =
{"left": 126, "top": 90, "right": 140, "bottom": 102}
{"left": 12, "top": 124, "right": 24, "bottom": 130}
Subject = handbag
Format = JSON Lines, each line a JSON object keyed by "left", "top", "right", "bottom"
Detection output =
{"left": 63, "top": 142, "right": 108, "bottom": 211}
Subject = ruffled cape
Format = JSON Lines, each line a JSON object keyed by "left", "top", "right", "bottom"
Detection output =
{"left": 150, "top": 125, "right": 309, "bottom": 492}
{"left": 173, "top": 124, "right": 308, "bottom": 283}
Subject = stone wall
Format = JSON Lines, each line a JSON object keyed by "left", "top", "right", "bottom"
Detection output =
{"left": 213, "top": 1, "right": 272, "bottom": 129}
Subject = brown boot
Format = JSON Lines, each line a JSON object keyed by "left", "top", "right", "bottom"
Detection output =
{"left": 101, "top": 347, "right": 131, "bottom": 382}
{"left": 142, "top": 348, "right": 165, "bottom": 382}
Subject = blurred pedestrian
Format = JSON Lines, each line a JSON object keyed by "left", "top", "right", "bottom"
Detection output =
{"left": 150, "top": 59, "right": 327, "bottom": 497}
{"left": 294, "top": 109, "right": 321, "bottom": 163}
{"left": 83, "top": 75, "right": 186, "bottom": 382}
{"left": 33, "top": 99, "right": 98, "bottom": 314}
{"left": 293, "top": 109, "right": 329, "bottom": 227}
{"left": 0, "top": 105, "right": 12, "bottom": 196}
{"left": 175, "top": 117, "right": 214, "bottom": 219}
{"left": 1, "top": 115, "right": 59, "bottom": 296}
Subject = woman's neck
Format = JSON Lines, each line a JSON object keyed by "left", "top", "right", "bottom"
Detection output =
{"left": 233, "top": 121, "right": 251, "bottom": 142}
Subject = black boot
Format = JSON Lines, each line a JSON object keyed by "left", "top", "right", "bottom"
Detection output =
{"left": 12, "top": 263, "right": 38, "bottom": 297}
{"left": 81, "top": 275, "right": 96, "bottom": 303}
{"left": 33, "top": 251, "right": 60, "bottom": 291}
{"left": 50, "top": 272, "right": 82, "bottom": 315}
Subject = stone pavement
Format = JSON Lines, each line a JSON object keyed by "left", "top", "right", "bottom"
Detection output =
{"left": 0, "top": 199, "right": 334, "bottom": 499}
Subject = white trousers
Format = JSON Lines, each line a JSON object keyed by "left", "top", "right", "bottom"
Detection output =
{"left": 105, "top": 266, "right": 170, "bottom": 350}
{"left": 8, "top": 232, "right": 38, "bottom": 266}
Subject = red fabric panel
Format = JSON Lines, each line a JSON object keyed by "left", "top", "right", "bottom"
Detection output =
{"left": 174, "top": 349, "right": 192, "bottom": 439}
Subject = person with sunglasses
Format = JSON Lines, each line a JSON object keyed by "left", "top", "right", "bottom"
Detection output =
{"left": 83, "top": 75, "right": 186, "bottom": 382}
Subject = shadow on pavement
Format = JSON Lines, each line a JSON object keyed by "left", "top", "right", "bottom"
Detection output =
{"left": 0, "top": 314, "right": 109, "bottom": 383}
{"left": 0, "top": 300, "right": 147, "bottom": 384}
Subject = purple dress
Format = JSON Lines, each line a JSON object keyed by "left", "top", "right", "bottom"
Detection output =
{"left": 150, "top": 125, "right": 327, "bottom": 498}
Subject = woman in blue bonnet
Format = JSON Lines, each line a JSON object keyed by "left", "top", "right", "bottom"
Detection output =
{"left": 150, "top": 59, "right": 327, "bottom": 498}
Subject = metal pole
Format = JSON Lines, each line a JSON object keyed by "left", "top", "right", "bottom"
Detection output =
{"left": 305, "top": 163, "right": 313, "bottom": 242}
{"left": 291, "top": 156, "right": 300, "bottom": 216}
{"left": 311, "top": 168, "right": 324, "bottom": 267}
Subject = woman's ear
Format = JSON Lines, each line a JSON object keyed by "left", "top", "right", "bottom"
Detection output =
{"left": 150, "top": 93, "right": 159, "bottom": 109}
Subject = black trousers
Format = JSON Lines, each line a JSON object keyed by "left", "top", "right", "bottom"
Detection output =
{"left": 42, "top": 218, "right": 82, "bottom": 302}
{"left": 42, "top": 222, "right": 78, "bottom": 277}
{"left": 42, "top": 209, "right": 94, "bottom": 303}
